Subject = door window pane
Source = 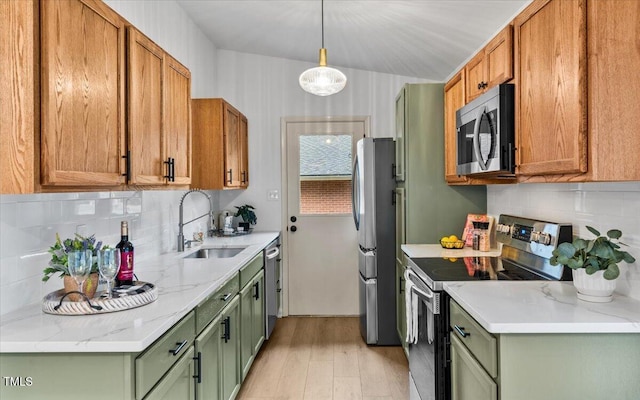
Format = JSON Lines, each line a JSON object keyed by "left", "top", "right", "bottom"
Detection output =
{"left": 299, "top": 134, "right": 352, "bottom": 215}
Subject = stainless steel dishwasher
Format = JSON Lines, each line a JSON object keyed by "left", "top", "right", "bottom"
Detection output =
{"left": 264, "top": 236, "right": 281, "bottom": 339}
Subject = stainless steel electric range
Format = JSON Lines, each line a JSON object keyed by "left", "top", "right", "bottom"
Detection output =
{"left": 405, "top": 215, "right": 573, "bottom": 400}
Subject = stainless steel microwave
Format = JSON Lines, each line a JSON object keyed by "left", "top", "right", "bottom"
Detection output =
{"left": 456, "top": 83, "right": 515, "bottom": 176}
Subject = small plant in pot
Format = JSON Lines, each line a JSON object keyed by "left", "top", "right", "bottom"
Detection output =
{"left": 43, "top": 233, "right": 103, "bottom": 301}
{"left": 550, "top": 226, "right": 635, "bottom": 302}
{"left": 235, "top": 204, "right": 257, "bottom": 232}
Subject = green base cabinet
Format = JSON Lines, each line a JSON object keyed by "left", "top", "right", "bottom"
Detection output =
{"left": 221, "top": 295, "right": 241, "bottom": 400}
{"left": 145, "top": 346, "right": 195, "bottom": 400}
{"left": 450, "top": 299, "right": 640, "bottom": 400}
{"left": 240, "top": 268, "right": 265, "bottom": 380}
{"left": 195, "top": 314, "right": 222, "bottom": 400}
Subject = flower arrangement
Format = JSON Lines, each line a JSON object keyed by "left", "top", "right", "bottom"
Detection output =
{"left": 42, "top": 233, "right": 103, "bottom": 282}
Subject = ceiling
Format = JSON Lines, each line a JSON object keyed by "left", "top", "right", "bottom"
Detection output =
{"left": 176, "top": 0, "right": 530, "bottom": 81}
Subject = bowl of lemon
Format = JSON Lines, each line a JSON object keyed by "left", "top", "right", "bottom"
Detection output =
{"left": 440, "top": 235, "right": 465, "bottom": 249}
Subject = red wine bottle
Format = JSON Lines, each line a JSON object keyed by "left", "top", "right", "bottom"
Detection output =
{"left": 116, "top": 221, "right": 134, "bottom": 286}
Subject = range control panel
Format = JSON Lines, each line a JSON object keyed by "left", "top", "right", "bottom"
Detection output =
{"left": 496, "top": 215, "right": 573, "bottom": 259}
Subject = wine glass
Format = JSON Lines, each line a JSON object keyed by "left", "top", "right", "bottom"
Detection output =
{"left": 67, "top": 250, "right": 92, "bottom": 299}
{"left": 97, "top": 248, "right": 121, "bottom": 299}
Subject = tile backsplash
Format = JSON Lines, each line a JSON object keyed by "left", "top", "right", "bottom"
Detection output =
{"left": 2, "top": 182, "right": 639, "bottom": 315}
{"left": 488, "top": 182, "right": 640, "bottom": 300}
{"left": 0, "top": 190, "right": 219, "bottom": 315}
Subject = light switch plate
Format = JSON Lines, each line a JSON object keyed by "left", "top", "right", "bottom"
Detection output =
{"left": 267, "top": 189, "right": 279, "bottom": 201}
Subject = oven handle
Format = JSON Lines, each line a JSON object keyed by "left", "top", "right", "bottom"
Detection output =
{"left": 405, "top": 269, "right": 439, "bottom": 314}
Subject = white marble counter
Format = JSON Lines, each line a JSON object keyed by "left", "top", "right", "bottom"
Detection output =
{"left": 444, "top": 281, "right": 640, "bottom": 334}
{"left": 402, "top": 244, "right": 501, "bottom": 259}
{"left": 0, "top": 232, "right": 280, "bottom": 353}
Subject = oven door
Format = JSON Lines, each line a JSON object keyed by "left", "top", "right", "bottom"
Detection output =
{"left": 408, "top": 272, "right": 448, "bottom": 400}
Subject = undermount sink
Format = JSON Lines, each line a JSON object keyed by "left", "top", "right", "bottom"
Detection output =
{"left": 183, "top": 246, "right": 246, "bottom": 259}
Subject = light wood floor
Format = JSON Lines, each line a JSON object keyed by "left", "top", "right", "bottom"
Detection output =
{"left": 237, "top": 317, "right": 409, "bottom": 400}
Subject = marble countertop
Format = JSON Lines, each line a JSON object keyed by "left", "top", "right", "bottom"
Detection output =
{"left": 445, "top": 281, "right": 640, "bottom": 334}
{"left": 402, "top": 243, "right": 502, "bottom": 259}
{"left": 0, "top": 232, "right": 280, "bottom": 353}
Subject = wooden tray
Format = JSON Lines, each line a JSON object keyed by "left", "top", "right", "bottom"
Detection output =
{"left": 42, "top": 282, "right": 158, "bottom": 315}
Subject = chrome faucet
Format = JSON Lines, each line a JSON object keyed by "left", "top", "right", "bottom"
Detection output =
{"left": 178, "top": 189, "right": 213, "bottom": 252}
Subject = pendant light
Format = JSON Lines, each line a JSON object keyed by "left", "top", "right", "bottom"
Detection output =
{"left": 299, "top": 0, "right": 347, "bottom": 96}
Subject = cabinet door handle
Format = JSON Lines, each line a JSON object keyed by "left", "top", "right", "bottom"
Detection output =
{"left": 221, "top": 316, "right": 231, "bottom": 343}
{"left": 169, "top": 339, "right": 188, "bottom": 356}
{"left": 220, "top": 293, "right": 232, "bottom": 302}
{"left": 477, "top": 82, "right": 482, "bottom": 90}
{"left": 122, "top": 151, "right": 130, "bottom": 182}
{"left": 253, "top": 281, "right": 260, "bottom": 300}
{"left": 193, "top": 351, "right": 202, "bottom": 383}
{"left": 164, "top": 158, "right": 172, "bottom": 181}
{"left": 170, "top": 158, "right": 175, "bottom": 182}
{"left": 227, "top": 169, "right": 233, "bottom": 184}
{"left": 241, "top": 171, "right": 247, "bottom": 184}
{"left": 454, "top": 325, "right": 470, "bottom": 338}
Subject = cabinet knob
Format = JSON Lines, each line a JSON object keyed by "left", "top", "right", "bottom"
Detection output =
{"left": 290, "top": 225, "right": 297, "bottom": 233}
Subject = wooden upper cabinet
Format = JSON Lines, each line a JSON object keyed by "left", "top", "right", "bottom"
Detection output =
{"left": 165, "top": 54, "right": 192, "bottom": 185}
{"left": 223, "top": 103, "right": 242, "bottom": 188}
{"left": 444, "top": 71, "right": 467, "bottom": 184}
{"left": 238, "top": 115, "right": 249, "bottom": 188}
{"left": 1, "top": 0, "right": 38, "bottom": 194}
{"left": 192, "top": 99, "right": 249, "bottom": 190}
{"left": 127, "top": 27, "right": 191, "bottom": 187}
{"left": 40, "top": 0, "right": 126, "bottom": 187}
{"left": 587, "top": 0, "right": 640, "bottom": 181}
{"left": 465, "top": 25, "right": 513, "bottom": 102}
{"left": 128, "top": 27, "right": 165, "bottom": 185}
{"left": 514, "top": 0, "right": 587, "bottom": 177}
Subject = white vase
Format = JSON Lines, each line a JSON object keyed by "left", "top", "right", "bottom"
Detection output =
{"left": 572, "top": 269, "right": 616, "bottom": 303}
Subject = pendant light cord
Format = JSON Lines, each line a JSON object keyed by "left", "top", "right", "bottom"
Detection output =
{"left": 321, "top": 0, "right": 324, "bottom": 48}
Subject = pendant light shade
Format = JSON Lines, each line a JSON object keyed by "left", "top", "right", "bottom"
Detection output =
{"left": 299, "top": 1, "right": 347, "bottom": 96}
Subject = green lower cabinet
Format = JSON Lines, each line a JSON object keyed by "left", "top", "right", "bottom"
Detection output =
{"left": 251, "top": 270, "right": 265, "bottom": 356}
{"left": 450, "top": 299, "right": 640, "bottom": 400}
{"left": 240, "top": 269, "right": 265, "bottom": 381}
{"left": 395, "top": 259, "right": 407, "bottom": 354}
{"left": 0, "top": 352, "right": 136, "bottom": 399}
{"left": 195, "top": 313, "right": 222, "bottom": 400}
{"left": 221, "top": 295, "right": 241, "bottom": 400}
{"left": 144, "top": 346, "right": 195, "bottom": 400}
{"left": 450, "top": 335, "right": 497, "bottom": 400}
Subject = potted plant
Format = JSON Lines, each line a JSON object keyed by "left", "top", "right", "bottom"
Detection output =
{"left": 550, "top": 226, "right": 635, "bottom": 302}
{"left": 235, "top": 204, "right": 257, "bottom": 231}
{"left": 43, "top": 233, "right": 103, "bottom": 301}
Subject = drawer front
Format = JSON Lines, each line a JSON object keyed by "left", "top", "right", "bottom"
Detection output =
{"left": 136, "top": 311, "right": 196, "bottom": 399}
{"left": 240, "top": 252, "right": 264, "bottom": 288}
{"left": 196, "top": 274, "right": 240, "bottom": 333}
{"left": 450, "top": 300, "right": 497, "bottom": 378}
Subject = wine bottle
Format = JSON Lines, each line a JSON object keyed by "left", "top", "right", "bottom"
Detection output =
{"left": 116, "top": 221, "right": 134, "bottom": 286}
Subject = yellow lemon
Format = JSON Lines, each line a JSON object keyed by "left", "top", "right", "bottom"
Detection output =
{"left": 448, "top": 235, "right": 458, "bottom": 242}
{"left": 441, "top": 236, "right": 450, "bottom": 243}
{"left": 449, "top": 258, "right": 458, "bottom": 262}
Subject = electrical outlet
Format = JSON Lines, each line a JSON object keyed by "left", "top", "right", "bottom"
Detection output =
{"left": 267, "top": 189, "right": 279, "bottom": 201}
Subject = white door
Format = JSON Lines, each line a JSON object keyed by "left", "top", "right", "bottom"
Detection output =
{"left": 284, "top": 117, "right": 367, "bottom": 316}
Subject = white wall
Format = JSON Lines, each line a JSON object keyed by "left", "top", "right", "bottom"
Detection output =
{"left": 488, "top": 182, "right": 640, "bottom": 300}
{"left": 213, "top": 49, "right": 430, "bottom": 230}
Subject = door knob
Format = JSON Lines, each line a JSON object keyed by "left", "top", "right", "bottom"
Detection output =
{"left": 290, "top": 216, "right": 297, "bottom": 223}
{"left": 290, "top": 225, "right": 297, "bottom": 232}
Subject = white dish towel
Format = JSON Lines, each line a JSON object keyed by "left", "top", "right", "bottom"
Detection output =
{"left": 404, "top": 269, "right": 419, "bottom": 344}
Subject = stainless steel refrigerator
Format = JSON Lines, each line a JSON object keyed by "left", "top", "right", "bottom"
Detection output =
{"left": 352, "top": 137, "right": 398, "bottom": 345}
